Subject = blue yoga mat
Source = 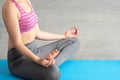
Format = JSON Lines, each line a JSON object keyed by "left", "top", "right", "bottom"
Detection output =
{"left": 0, "top": 60, "right": 120, "bottom": 80}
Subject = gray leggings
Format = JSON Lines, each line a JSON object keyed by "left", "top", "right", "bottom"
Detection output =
{"left": 8, "top": 38, "right": 80, "bottom": 80}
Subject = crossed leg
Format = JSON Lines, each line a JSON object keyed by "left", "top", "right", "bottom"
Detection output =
{"left": 36, "top": 37, "right": 80, "bottom": 66}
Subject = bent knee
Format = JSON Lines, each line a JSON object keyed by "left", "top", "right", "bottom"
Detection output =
{"left": 67, "top": 37, "right": 80, "bottom": 44}
{"left": 68, "top": 37, "right": 80, "bottom": 50}
{"left": 44, "top": 65, "right": 60, "bottom": 80}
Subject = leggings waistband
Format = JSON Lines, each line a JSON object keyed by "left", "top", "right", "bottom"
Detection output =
{"left": 7, "top": 40, "right": 38, "bottom": 63}
{"left": 8, "top": 40, "right": 37, "bottom": 53}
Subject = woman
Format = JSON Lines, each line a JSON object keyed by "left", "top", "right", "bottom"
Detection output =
{"left": 2, "top": 0, "right": 80, "bottom": 80}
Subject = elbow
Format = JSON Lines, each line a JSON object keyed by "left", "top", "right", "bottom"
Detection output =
{"left": 36, "top": 31, "right": 42, "bottom": 40}
{"left": 12, "top": 39, "right": 24, "bottom": 49}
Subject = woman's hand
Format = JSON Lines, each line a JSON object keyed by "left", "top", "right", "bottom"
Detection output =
{"left": 64, "top": 26, "right": 79, "bottom": 38}
{"left": 35, "top": 55, "right": 55, "bottom": 67}
{"left": 47, "top": 49, "right": 60, "bottom": 58}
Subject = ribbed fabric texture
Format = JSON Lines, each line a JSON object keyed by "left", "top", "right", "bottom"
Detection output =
{"left": 12, "top": 0, "right": 38, "bottom": 33}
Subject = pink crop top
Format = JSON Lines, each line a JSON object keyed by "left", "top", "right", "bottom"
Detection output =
{"left": 12, "top": 0, "right": 38, "bottom": 33}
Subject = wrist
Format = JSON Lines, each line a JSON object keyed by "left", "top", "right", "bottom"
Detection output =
{"left": 64, "top": 33, "right": 68, "bottom": 38}
{"left": 58, "top": 34, "right": 67, "bottom": 39}
{"left": 33, "top": 56, "right": 40, "bottom": 63}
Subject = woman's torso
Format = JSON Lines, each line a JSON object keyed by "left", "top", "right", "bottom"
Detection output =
{"left": 3, "top": 0, "right": 38, "bottom": 50}
{"left": 8, "top": 26, "right": 37, "bottom": 50}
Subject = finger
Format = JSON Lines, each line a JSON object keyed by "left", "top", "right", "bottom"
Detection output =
{"left": 50, "top": 49, "right": 60, "bottom": 58}
{"left": 47, "top": 55, "right": 53, "bottom": 66}
{"left": 49, "top": 58, "right": 53, "bottom": 66}
{"left": 73, "top": 26, "right": 79, "bottom": 35}
{"left": 55, "top": 49, "right": 60, "bottom": 53}
{"left": 44, "top": 59, "right": 51, "bottom": 67}
{"left": 50, "top": 58, "right": 55, "bottom": 65}
{"left": 40, "top": 58, "right": 49, "bottom": 67}
{"left": 75, "top": 27, "right": 79, "bottom": 34}
{"left": 52, "top": 58, "right": 56, "bottom": 65}
{"left": 49, "top": 55, "right": 55, "bottom": 65}
{"left": 41, "top": 56, "right": 50, "bottom": 67}
{"left": 44, "top": 60, "right": 50, "bottom": 67}
{"left": 50, "top": 55, "right": 55, "bottom": 65}
{"left": 77, "top": 27, "right": 80, "bottom": 34}
{"left": 46, "top": 54, "right": 51, "bottom": 59}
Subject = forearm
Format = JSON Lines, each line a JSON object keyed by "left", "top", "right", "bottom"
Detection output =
{"left": 15, "top": 42, "right": 39, "bottom": 62}
{"left": 36, "top": 31, "right": 67, "bottom": 40}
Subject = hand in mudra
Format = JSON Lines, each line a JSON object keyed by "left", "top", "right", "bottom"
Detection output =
{"left": 64, "top": 26, "right": 79, "bottom": 38}
{"left": 36, "top": 49, "right": 59, "bottom": 67}
{"left": 36, "top": 55, "right": 55, "bottom": 67}
{"left": 47, "top": 49, "right": 60, "bottom": 58}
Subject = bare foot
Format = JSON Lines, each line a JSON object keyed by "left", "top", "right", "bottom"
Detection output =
{"left": 48, "top": 49, "right": 60, "bottom": 58}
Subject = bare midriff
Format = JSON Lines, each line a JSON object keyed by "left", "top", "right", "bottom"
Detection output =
{"left": 8, "top": 24, "right": 38, "bottom": 50}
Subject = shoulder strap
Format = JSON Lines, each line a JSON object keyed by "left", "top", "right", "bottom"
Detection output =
{"left": 12, "top": 0, "right": 23, "bottom": 13}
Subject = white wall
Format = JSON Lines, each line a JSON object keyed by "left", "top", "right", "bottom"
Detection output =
{"left": 0, "top": 0, "right": 120, "bottom": 59}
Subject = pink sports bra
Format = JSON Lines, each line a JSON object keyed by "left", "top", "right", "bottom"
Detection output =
{"left": 12, "top": 0, "right": 38, "bottom": 33}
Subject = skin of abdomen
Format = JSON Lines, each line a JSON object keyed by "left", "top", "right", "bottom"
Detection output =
{"left": 8, "top": 25, "right": 37, "bottom": 50}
